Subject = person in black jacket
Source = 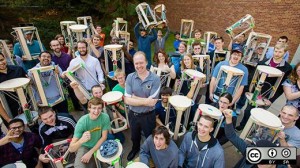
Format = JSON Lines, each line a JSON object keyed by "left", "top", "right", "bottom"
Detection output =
{"left": 224, "top": 110, "right": 287, "bottom": 168}
{"left": 236, "top": 43, "right": 292, "bottom": 131}
{"left": 38, "top": 106, "right": 76, "bottom": 163}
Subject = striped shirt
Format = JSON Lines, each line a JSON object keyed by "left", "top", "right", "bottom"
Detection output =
{"left": 38, "top": 114, "right": 76, "bottom": 147}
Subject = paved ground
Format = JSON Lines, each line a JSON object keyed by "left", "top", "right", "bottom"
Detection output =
{"left": 69, "top": 93, "right": 287, "bottom": 168}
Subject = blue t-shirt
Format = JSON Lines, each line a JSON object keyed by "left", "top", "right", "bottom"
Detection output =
{"left": 11, "top": 140, "right": 24, "bottom": 153}
{"left": 169, "top": 52, "right": 183, "bottom": 77}
{"left": 212, "top": 61, "right": 248, "bottom": 95}
{"left": 173, "top": 40, "right": 181, "bottom": 51}
{"left": 208, "top": 43, "right": 215, "bottom": 53}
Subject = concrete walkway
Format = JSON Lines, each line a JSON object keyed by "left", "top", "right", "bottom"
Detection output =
{"left": 69, "top": 93, "right": 287, "bottom": 168}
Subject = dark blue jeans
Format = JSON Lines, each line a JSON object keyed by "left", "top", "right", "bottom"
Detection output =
{"left": 239, "top": 104, "right": 254, "bottom": 127}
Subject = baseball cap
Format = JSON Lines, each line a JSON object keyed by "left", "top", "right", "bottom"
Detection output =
{"left": 140, "top": 28, "right": 146, "bottom": 32}
{"left": 232, "top": 45, "right": 243, "bottom": 54}
{"left": 24, "top": 30, "right": 33, "bottom": 35}
{"left": 257, "top": 43, "right": 267, "bottom": 49}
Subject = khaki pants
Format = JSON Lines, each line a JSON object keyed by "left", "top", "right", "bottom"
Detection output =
{"left": 74, "top": 146, "right": 97, "bottom": 168}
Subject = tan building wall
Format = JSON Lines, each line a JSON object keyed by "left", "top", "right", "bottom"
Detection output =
{"left": 156, "top": 0, "right": 300, "bottom": 62}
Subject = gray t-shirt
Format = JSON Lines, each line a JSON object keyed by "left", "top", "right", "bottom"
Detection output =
{"left": 140, "top": 135, "right": 179, "bottom": 168}
{"left": 284, "top": 126, "right": 300, "bottom": 148}
{"left": 125, "top": 71, "right": 160, "bottom": 113}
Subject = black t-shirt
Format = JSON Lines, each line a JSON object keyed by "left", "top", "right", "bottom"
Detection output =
{"left": 196, "top": 136, "right": 209, "bottom": 151}
{"left": 0, "top": 65, "right": 27, "bottom": 82}
{"left": 209, "top": 50, "right": 227, "bottom": 69}
{"left": 0, "top": 65, "right": 27, "bottom": 117}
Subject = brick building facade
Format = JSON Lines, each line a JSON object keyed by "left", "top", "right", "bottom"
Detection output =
{"left": 156, "top": 0, "right": 300, "bottom": 62}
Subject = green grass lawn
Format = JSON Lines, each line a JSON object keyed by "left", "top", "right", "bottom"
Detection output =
{"left": 151, "top": 31, "right": 176, "bottom": 57}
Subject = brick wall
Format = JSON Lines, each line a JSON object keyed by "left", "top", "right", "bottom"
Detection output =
{"left": 155, "top": 0, "right": 300, "bottom": 62}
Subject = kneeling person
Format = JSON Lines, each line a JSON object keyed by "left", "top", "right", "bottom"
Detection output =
{"left": 69, "top": 98, "right": 110, "bottom": 168}
{"left": 140, "top": 126, "right": 178, "bottom": 167}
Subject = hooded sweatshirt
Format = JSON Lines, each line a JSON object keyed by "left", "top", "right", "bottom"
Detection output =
{"left": 179, "top": 131, "right": 225, "bottom": 168}
{"left": 140, "top": 135, "right": 178, "bottom": 168}
{"left": 225, "top": 123, "right": 287, "bottom": 168}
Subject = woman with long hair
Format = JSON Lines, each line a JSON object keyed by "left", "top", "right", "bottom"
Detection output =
{"left": 283, "top": 62, "right": 300, "bottom": 128}
{"left": 151, "top": 50, "right": 176, "bottom": 88}
{"left": 151, "top": 50, "right": 176, "bottom": 80}
{"left": 215, "top": 92, "right": 238, "bottom": 145}
{"left": 55, "top": 34, "right": 71, "bottom": 55}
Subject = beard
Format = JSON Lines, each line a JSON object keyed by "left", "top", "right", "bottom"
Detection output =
{"left": 54, "top": 48, "right": 61, "bottom": 53}
{"left": 79, "top": 50, "right": 88, "bottom": 56}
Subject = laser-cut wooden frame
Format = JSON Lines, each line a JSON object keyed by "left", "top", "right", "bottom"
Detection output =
{"left": 180, "top": 19, "right": 194, "bottom": 41}
{"left": 77, "top": 16, "right": 96, "bottom": 38}
{"left": 225, "top": 14, "right": 255, "bottom": 40}
{"left": 243, "top": 32, "right": 272, "bottom": 66}
{"left": 29, "top": 65, "right": 65, "bottom": 107}
{"left": 136, "top": 2, "right": 157, "bottom": 29}
{"left": 65, "top": 63, "right": 92, "bottom": 100}
{"left": 12, "top": 26, "right": 44, "bottom": 60}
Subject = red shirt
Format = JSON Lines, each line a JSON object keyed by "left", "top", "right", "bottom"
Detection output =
{"left": 99, "top": 33, "right": 105, "bottom": 47}
{"left": 61, "top": 45, "right": 69, "bottom": 54}
{"left": 269, "top": 58, "right": 279, "bottom": 68}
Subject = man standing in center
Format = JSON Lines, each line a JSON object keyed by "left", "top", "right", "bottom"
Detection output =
{"left": 124, "top": 51, "right": 161, "bottom": 161}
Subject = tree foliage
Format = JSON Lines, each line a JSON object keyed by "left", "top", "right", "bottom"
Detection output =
{"left": 0, "top": 0, "right": 157, "bottom": 48}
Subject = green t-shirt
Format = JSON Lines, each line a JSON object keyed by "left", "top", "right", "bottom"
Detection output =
{"left": 74, "top": 113, "right": 111, "bottom": 149}
{"left": 187, "top": 38, "right": 206, "bottom": 46}
{"left": 112, "top": 84, "right": 125, "bottom": 94}
{"left": 112, "top": 84, "right": 125, "bottom": 114}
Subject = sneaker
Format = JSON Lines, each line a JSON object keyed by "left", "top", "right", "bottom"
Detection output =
{"left": 127, "top": 149, "right": 139, "bottom": 161}
{"left": 235, "top": 125, "right": 244, "bottom": 132}
{"left": 236, "top": 108, "right": 241, "bottom": 115}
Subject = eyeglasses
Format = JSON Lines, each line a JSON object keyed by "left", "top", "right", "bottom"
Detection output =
{"left": 231, "top": 53, "right": 241, "bottom": 57}
{"left": 116, "top": 76, "right": 125, "bottom": 80}
{"left": 219, "top": 100, "right": 229, "bottom": 105}
{"left": 10, "top": 125, "right": 24, "bottom": 130}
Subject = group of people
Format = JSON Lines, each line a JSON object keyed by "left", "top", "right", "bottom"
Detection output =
{"left": 0, "top": 17, "right": 299, "bottom": 168}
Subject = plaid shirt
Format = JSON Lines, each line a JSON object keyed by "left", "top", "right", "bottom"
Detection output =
{"left": 0, "top": 132, "right": 42, "bottom": 167}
